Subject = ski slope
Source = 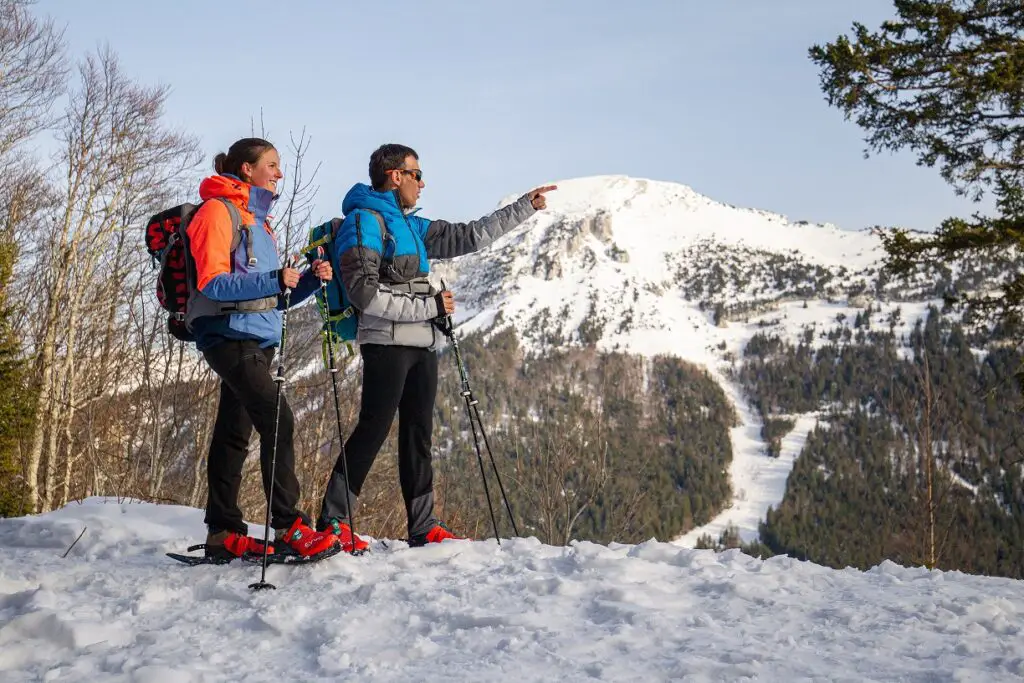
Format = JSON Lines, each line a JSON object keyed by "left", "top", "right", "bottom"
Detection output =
{"left": 2, "top": 499, "right": 1023, "bottom": 682}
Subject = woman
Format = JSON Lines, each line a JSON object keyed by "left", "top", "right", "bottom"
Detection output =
{"left": 187, "top": 137, "right": 339, "bottom": 560}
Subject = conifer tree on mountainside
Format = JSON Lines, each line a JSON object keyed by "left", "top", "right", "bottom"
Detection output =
{"left": 810, "top": 0, "right": 1024, "bottom": 343}
{"left": 736, "top": 309, "right": 1024, "bottom": 578}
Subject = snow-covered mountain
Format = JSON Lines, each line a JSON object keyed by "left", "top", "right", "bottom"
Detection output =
{"left": 435, "top": 175, "right": 885, "bottom": 360}
{"left": 432, "top": 175, "right": 953, "bottom": 546}
{"left": 2, "top": 499, "right": 1022, "bottom": 682}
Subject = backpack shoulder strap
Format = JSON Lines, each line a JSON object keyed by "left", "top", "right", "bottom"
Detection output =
{"left": 214, "top": 197, "right": 243, "bottom": 236}
{"left": 362, "top": 209, "right": 387, "bottom": 237}
{"left": 212, "top": 197, "right": 257, "bottom": 267}
{"left": 354, "top": 209, "right": 388, "bottom": 251}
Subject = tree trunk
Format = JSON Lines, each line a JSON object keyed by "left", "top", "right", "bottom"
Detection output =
{"left": 25, "top": 314, "right": 57, "bottom": 511}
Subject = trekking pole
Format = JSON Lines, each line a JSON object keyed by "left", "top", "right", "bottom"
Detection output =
{"left": 439, "top": 280, "right": 519, "bottom": 543}
{"left": 316, "top": 246, "right": 363, "bottom": 555}
{"left": 250, "top": 254, "right": 299, "bottom": 592}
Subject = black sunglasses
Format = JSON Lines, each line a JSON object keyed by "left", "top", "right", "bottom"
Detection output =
{"left": 390, "top": 168, "right": 423, "bottom": 182}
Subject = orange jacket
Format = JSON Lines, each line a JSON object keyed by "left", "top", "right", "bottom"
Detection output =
{"left": 187, "top": 175, "right": 280, "bottom": 293}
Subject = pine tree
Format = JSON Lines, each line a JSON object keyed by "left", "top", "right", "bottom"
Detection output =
{"left": 810, "top": 1, "right": 1024, "bottom": 339}
{"left": 0, "top": 237, "right": 33, "bottom": 517}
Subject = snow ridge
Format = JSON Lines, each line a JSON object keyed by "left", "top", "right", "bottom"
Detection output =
{"left": 2, "top": 499, "right": 1023, "bottom": 681}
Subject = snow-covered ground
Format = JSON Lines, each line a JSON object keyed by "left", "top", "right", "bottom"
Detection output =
{"left": 2, "top": 499, "right": 1024, "bottom": 682}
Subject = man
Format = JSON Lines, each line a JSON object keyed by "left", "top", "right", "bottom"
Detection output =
{"left": 318, "top": 143, "right": 555, "bottom": 549}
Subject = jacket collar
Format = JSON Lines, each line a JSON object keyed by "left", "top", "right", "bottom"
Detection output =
{"left": 198, "top": 174, "right": 276, "bottom": 226}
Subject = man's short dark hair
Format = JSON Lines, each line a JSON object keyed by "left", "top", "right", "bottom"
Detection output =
{"left": 369, "top": 144, "right": 418, "bottom": 190}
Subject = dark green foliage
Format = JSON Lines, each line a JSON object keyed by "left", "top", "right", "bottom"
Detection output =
{"left": 695, "top": 524, "right": 775, "bottom": 559}
{"left": 0, "top": 240, "right": 33, "bottom": 517}
{"left": 675, "top": 243, "right": 861, "bottom": 321}
{"left": 745, "top": 309, "right": 1024, "bottom": 578}
{"left": 762, "top": 417, "right": 796, "bottom": 457}
{"left": 0, "top": 0, "right": 62, "bottom": 516}
{"left": 810, "top": 0, "right": 1024, "bottom": 346}
{"left": 430, "top": 330, "right": 737, "bottom": 545}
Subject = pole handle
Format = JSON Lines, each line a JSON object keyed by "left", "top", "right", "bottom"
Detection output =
{"left": 281, "top": 253, "right": 301, "bottom": 297}
{"left": 438, "top": 278, "right": 456, "bottom": 338}
{"left": 316, "top": 246, "right": 328, "bottom": 284}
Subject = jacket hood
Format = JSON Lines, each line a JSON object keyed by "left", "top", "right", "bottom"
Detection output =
{"left": 342, "top": 183, "right": 414, "bottom": 218}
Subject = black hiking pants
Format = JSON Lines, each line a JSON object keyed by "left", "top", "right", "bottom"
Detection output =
{"left": 202, "top": 339, "right": 302, "bottom": 534}
{"left": 319, "top": 343, "right": 439, "bottom": 538}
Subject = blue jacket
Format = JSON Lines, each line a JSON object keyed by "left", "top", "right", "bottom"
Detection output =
{"left": 337, "top": 183, "right": 430, "bottom": 273}
{"left": 331, "top": 183, "right": 536, "bottom": 348}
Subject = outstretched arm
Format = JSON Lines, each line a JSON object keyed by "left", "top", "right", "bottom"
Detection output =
{"left": 422, "top": 185, "right": 557, "bottom": 259}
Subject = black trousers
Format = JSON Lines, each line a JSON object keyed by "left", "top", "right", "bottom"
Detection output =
{"left": 202, "top": 339, "right": 302, "bottom": 534}
{"left": 319, "top": 344, "right": 438, "bottom": 537}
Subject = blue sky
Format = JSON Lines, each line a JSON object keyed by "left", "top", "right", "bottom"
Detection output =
{"left": 36, "top": 0, "right": 986, "bottom": 231}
